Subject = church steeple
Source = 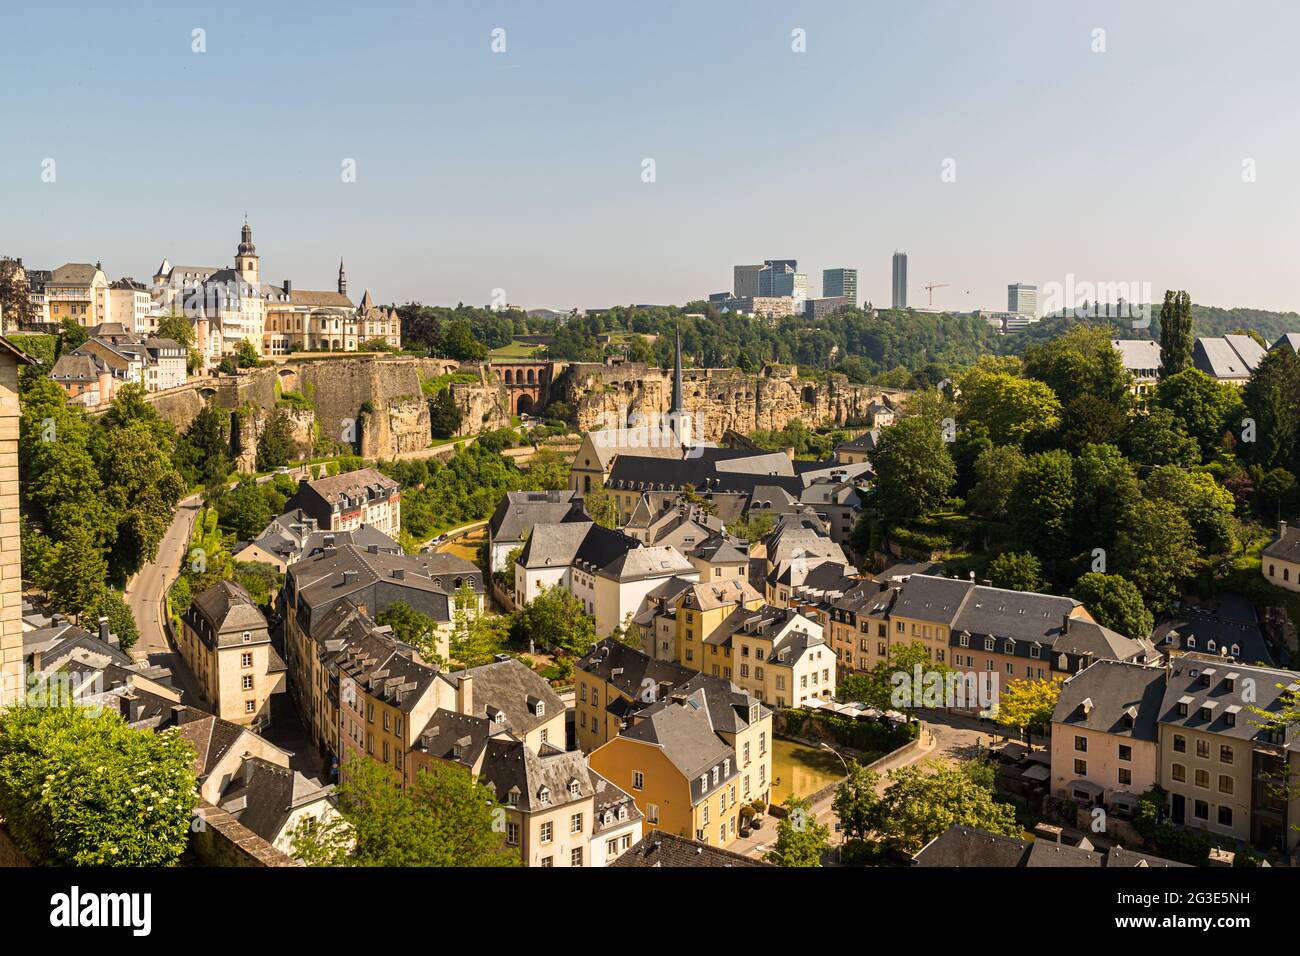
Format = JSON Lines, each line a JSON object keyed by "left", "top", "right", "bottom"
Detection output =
{"left": 338, "top": 258, "right": 347, "bottom": 296}
{"left": 235, "top": 217, "right": 259, "bottom": 285}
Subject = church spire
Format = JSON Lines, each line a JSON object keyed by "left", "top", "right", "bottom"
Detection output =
{"left": 338, "top": 258, "right": 347, "bottom": 296}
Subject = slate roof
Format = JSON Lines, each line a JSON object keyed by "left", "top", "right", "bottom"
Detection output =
{"left": 611, "top": 830, "right": 770, "bottom": 867}
{"left": 413, "top": 708, "right": 510, "bottom": 768}
{"left": 688, "top": 534, "right": 749, "bottom": 566}
{"left": 590, "top": 770, "right": 643, "bottom": 834}
{"left": 336, "top": 629, "right": 440, "bottom": 714}
{"left": 488, "top": 489, "right": 585, "bottom": 543}
{"left": 600, "top": 545, "right": 696, "bottom": 583}
{"left": 1111, "top": 338, "right": 1162, "bottom": 375}
{"left": 913, "top": 825, "right": 1188, "bottom": 867}
{"left": 1262, "top": 522, "right": 1300, "bottom": 563}
{"left": 1152, "top": 595, "right": 1273, "bottom": 666}
{"left": 170, "top": 706, "right": 276, "bottom": 780}
{"left": 189, "top": 580, "right": 267, "bottom": 640}
{"left": 1158, "top": 652, "right": 1300, "bottom": 748}
{"left": 478, "top": 738, "right": 592, "bottom": 812}
{"left": 517, "top": 520, "right": 596, "bottom": 569}
{"left": 445, "top": 658, "right": 564, "bottom": 737}
{"left": 836, "top": 429, "right": 880, "bottom": 453}
{"left": 1193, "top": 335, "right": 1266, "bottom": 379}
{"left": 219, "top": 757, "right": 333, "bottom": 844}
{"left": 291, "top": 467, "right": 397, "bottom": 507}
{"left": 620, "top": 696, "right": 737, "bottom": 797}
{"left": 1052, "top": 660, "right": 1167, "bottom": 742}
{"left": 1273, "top": 332, "right": 1300, "bottom": 355}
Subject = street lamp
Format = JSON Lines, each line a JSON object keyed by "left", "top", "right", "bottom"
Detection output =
{"left": 819, "top": 742, "right": 849, "bottom": 774}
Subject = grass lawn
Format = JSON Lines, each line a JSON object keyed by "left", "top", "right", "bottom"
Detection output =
{"left": 489, "top": 340, "right": 542, "bottom": 359}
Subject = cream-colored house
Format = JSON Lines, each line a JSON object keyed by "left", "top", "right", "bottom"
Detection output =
{"left": 0, "top": 338, "right": 32, "bottom": 705}
{"left": 714, "top": 604, "right": 835, "bottom": 708}
{"left": 1262, "top": 521, "right": 1300, "bottom": 594}
{"left": 179, "top": 580, "right": 286, "bottom": 730}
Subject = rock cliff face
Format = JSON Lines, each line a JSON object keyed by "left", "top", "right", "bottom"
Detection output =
{"left": 142, "top": 356, "right": 895, "bottom": 466}
{"left": 557, "top": 362, "right": 896, "bottom": 441}
{"left": 144, "top": 356, "right": 462, "bottom": 469}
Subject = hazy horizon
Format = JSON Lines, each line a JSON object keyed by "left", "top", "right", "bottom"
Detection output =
{"left": 3, "top": 0, "right": 1299, "bottom": 314}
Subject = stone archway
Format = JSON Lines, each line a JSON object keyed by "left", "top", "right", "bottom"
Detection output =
{"left": 516, "top": 393, "right": 535, "bottom": 416}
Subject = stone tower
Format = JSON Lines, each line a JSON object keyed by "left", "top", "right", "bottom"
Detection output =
{"left": 236, "top": 219, "right": 259, "bottom": 286}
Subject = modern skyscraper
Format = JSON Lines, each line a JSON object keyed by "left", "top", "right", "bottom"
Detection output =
{"left": 823, "top": 268, "right": 857, "bottom": 304}
{"left": 758, "top": 260, "right": 808, "bottom": 307}
{"left": 733, "top": 264, "right": 763, "bottom": 298}
{"left": 891, "top": 252, "right": 908, "bottom": 309}
{"left": 1007, "top": 283, "right": 1038, "bottom": 317}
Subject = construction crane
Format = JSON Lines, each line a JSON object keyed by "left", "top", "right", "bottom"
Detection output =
{"left": 922, "top": 282, "right": 949, "bottom": 307}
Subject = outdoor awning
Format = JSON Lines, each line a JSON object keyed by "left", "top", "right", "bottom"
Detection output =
{"left": 1068, "top": 778, "right": 1103, "bottom": 796}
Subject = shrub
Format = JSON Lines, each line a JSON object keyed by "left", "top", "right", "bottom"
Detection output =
{"left": 0, "top": 705, "right": 197, "bottom": 866}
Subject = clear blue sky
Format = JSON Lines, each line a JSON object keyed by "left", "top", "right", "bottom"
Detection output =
{"left": 3, "top": 0, "right": 1298, "bottom": 313}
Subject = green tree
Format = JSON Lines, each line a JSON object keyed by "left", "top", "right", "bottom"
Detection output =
{"left": 832, "top": 760, "right": 882, "bottom": 843}
{"left": 0, "top": 704, "right": 197, "bottom": 866}
{"left": 1158, "top": 290, "right": 1194, "bottom": 380}
{"left": 98, "top": 420, "right": 186, "bottom": 582}
{"left": 376, "top": 600, "right": 442, "bottom": 664}
{"left": 838, "top": 640, "right": 949, "bottom": 716}
{"left": 1122, "top": 406, "right": 1201, "bottom": 469}
{"left": 1070, "top": 572, "right": 1154, "bottom": 640}
{"left": 1242, "top": 346, "right": 1300, "bottom": 471}
{"left": 256, "top": 409, "right": 298, "bottom": 470}
{"left": 957, "top": 365, "right": 1061, "bottom": 447}
{"left": 1072, "top": 442, "right": 1140, "bottom": 553}
{"left": 1008, "top": 450, "right": 1075, "bottom": 564}
{"left": 763, "top": 794, "right": 830, "bottom": 867}
{"left": 41, "top": 523, "right": 109, "bottom": 621}
{"left": 236, "top": 338, "right": 261, "bottom": 368}
{"left": 995, "top": 677, "right": 1062, "bottom": 741}
{"left": 59, "top": 317, "right": 89, "bottom": 351}
{"left": 1143, "top": 466, "right": 1237, "bottom": 555}
{"left": 581, "top": 484, "right": 620, "bottom": 529}
{"left": 967, "top": 444, "right": 1025, "bottom": 519}
{"left": 1114, "top": 498, "right": 1198, "bottom": 612}
{"left": 94, "top": 589, "right": 139, "bottom": 652}
{"left": 1154, "top": 368, "right": 1242, "bottom": 459}
{"left": 176, "top": 402, "right": 231, "bottom": 488}
{"left": 869, "top": 417, "right": 956, "bottom": 526}
{"left": 868, "top": 759, "right": 1021, "bottom": 855}
{"left": 987, "top": 551, "right": 1044, "bottom": 592}
{"left": 448, "top": 583, "right": 505, "bottom": 667}
{"left": 292, "top": 757, "right": 517, "bottom": 867}
{"left": 430, "top": 388, "right": 463, "bottom": 439}
{"left": 519, "top": 584, "right": 596, "bottom": 657}
{"left": 218, "top": 474, "right": 274, "bottom": 542}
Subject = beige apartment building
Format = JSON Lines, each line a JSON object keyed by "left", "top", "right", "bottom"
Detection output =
{"left": 1262, "top": 521, "right": 1300, "bottom": 594}
{"left": 179, "top": 580, "right": 285, "bottom": 729}
{"left": 1050, "top": 660, "right": 1166, "bottom": 817}
{"left": 0, "top": 338, "right": 33, "bottom": 705}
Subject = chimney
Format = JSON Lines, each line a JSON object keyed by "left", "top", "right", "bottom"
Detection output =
{"left": 341, "top": 569, "right": 358, "bottom": 586}
{"left": 1062, "top": 614, "right": 1072, "bottom": 635}
{"left": 98, "top": 616, "right": 110, "bottom": 643}
{"left": 1281, "top": 520, "right": 1289, "bottom": 537}
{"left": 456, "top": 673, "right": 474, "bottom": 715}
{"left": 392, "top": 568, "right": 405, "bottom": 580}
{"left": 283, "top": 278, "right": 292, "bottom": 295}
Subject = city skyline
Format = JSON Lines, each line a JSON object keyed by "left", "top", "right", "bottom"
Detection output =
{"left": 4, "top": 1, "right": 1300, "bottom": 313}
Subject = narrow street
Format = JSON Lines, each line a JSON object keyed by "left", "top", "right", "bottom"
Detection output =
{"left": 123, "top": 491, "right": 204, "bottom": 702}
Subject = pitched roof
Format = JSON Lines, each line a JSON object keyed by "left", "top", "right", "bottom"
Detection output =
{"left": 1111, "top": 338, "right": 1162, "bottom": 373}
{"left": 1262, "top": 522, "right": 1300, "bottom": 563}
{"left": 218, "top": 757, "right": 333, "bottom": 843}
{"left": 1193, "top": 335, "right": 1266, "bottom": 379}
{"left": 448, "top": 658, "right": 564, "bottom": 737}
{"left": 913, "top": 825, "right": 1188, "bottom": 867}
{"left": 611, "top": 830, "right": 769, "bottom": 867}
{"left": 488, "top": 489, "right": 585, "bottom": 542}
{"left": 1052, "top": 659, "right": 1166, "bottom": 742}
{"left": 620, "top": 697, "right": 736, "bottom": 790}
{"left": 293, "top": 467, "right": 398, "bottom": 506}
{"left": 189, "top": 580, "right": 267, "bottom": 636}
{"left": 478, "top": 738, "right": 593, "bottom": 812}
{"left": 1157, "top": 652, "right": 1300, "bottom": 747}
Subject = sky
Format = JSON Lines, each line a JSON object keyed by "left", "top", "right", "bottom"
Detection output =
{"left": 3, "top": 0, "right": 1299, "bottom": 313}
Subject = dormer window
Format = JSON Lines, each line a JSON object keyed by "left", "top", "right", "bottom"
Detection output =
{"left": 959, "top": 634, "right": 969, "bottom": 648}
{"left": 538, "top": 787, "right": 551, "bottom": 806}
{"left": 532, "top": 701, "right": 545, "bottom": 717}
{"left": 568, "top": 779, "right": 580, "bottom": 797}
{"left": 1004, "top": 640, "right": 1015, "bottom": 654}
{"left": 1186, "top": 636, "right": 1196, "bottom": 649}
{"left": 507, "top": 787, "right": 519, "bottom": 807}
{"left": 983, "top": 637, "right": 994, "bottom": 652}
